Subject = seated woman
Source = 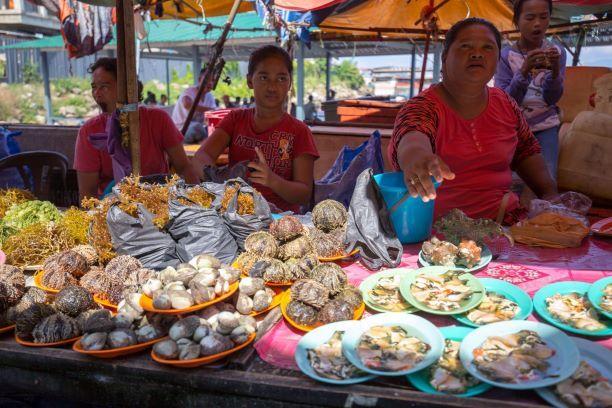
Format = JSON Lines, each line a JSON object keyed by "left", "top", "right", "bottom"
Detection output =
{"left": 191, "top": 45, "right": 319, "bottom": 213}
{"left": 389, "top": 18, "right": 557, "bottom": 224}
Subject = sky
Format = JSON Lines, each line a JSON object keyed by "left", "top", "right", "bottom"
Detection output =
{"left": 346, "top": 45, "right": 612, "bottom": 70}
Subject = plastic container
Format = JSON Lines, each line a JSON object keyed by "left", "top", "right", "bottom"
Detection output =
{"left": 373, "top": 172, "right": 440, "bottom": 244}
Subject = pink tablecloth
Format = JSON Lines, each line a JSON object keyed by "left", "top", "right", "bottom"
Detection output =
{"left": 254, "top": 236, "right": 612, "bottom": 370}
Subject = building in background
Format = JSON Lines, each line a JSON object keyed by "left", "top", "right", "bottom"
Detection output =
{"left": 366, "top": 66, "right": 434, "bottom": 99}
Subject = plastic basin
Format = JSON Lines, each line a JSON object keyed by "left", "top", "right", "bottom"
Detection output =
{"left": 373, "top": 172, "right": 440, "bottom": 244}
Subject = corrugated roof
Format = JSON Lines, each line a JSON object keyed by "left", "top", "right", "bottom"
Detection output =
{"left": 0, "top": 12, "right": 274, "bottom": 51}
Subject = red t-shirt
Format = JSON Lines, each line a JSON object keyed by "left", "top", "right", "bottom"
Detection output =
{"left": 74, "top": 106, "right": 184, "bottom": 196}
{"left": 389, "top": 86, "right": 541, "bottom": 223}
{"left": 217, "top": 108, "right": 320, "bottom": 213}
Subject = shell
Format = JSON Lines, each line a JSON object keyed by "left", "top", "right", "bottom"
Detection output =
{"left": 179, "top": 342, "right": 201, "bottom": 360}
{"left": 43, "top": 250, "right": 89, "bottom": 278}
{"left": 248, "top": 259, "right": 270, "bottom": 279}
{"left": 165, "top": 281, "right": 186, "bottom": 292}
{"left": 253, "top": 289, "right": 273, "bottom": 312}
{"left": 107, "top": 329, "right": 138, "bottom": 348}
{"left": 310, "top": 228, "right": 346, "bottom": 258}
{"left": 278, "top": 235, "right": 314, "bottom": 261}
{"left": 236, "top": 293, "right": 254, "bottom": 315}
{"left": 199, "top": 332, "right": 234, "bottom": 356}
{"left": 6, "top": 287, "right": 47, "bottom": 324}
{"left": 153, "top": 339, "right": 179, "bottom": 359}
{"left": 0, "top": 266, "right": 26, "bottom": 311}
{"left": 263, "top": 259, "right": 291, "bottom": 283}
{"left": 147, "top": 314, "right": 178, "bottom": 337}
{"left": 244, "top": 232, "right": 278, "bottom": 258}
{"left": 112, "top": 313, "right": 134, "bottom": 329}
{"left": 79, "top": 309, "right": 114, "bottom": 333}
{"left": 311, "top": 263, "right": 347, "bottom": 296}
{"left": 193, "top": 324, "right": 212, "bottom": 343}
{"left": 15, "top": 302, "right": 56, "bottom": 340}
{"left": 168, "top": 290, "right": 194, "bottom": 309}
{"left": 230, "top": 325, "right": 255, "bottom": 344}
{"left": 174, "top": 265, "right": 198, "bottom": 285}
{"left": 191, "top": 272, "right": 217, "bottom": 287}
{"left": 125, "top": 268, "right": 155, "bottom": 287}
{"left": 214, "top": 279, "right": 230, "bottom": 296}
{"left": 41, "top": 269, "right": 78, "bottom": 291}
{"left": 134, "top": 324, "right": 159, "bottom": 343}
{"left": 189, "top": 254, "right": 221, "bottom": 270}
{"left": 286, "top": 300, "right": 318, "bottom": 326}
{"left": 217, "top": 311, "right": 240, "bottom": 333}
{"left": 219, "top": 267, "right": 240, "bottom": 284}
{"left": 291, "top": 279, "right": 330, "bottom": 308}
{"left": 142, "top": 278, "right": 163, "bottom": 298}
{"left": 169, "top": 315, "right": 200, "bottom": 341}
{"left": 153, "top": 292, "right": 172, "bottom": 310}
{"left": 269, "top": 216, "right": 303, "bottom": 242}
{"left": 234, "top": 252, "right": 261, "bottom": 275}
{"left": 317, "top": 299, "right": 354, "bottom": 324}
{"left": 189, "top": 281, "right": 216, "bottom": 304}
{"left": 32, "top": 312, "right": 80, "bottom": 343}
{"left": 285, "top": 253, "right": 319, "bottom": 280}
{"left": 237, "top": 314, "right": 257, "bottom": 329}
{"left": 81, "top": 332, "right": 107, "bottom": 351}
{"left": 54, "top": 285, "right": 96, "bottom": 317}
{"left": 79, "top": 266, "right": 113, "bottom": 297}
{"left": 239, "top": 277, "right": 265, "bottom": 297}
{"left": 105, "top": 255, "right": 142, "bottom": 280}
{"left": 312, "top": 200, "right": 348, "bottom": 232}
{"left": 159, "top": 266, "right": 178, "bottom": 284}
{"left": 334, "top": 286, "right": 363, "bottom": 309}
{"left": 71, "top": 245, "right": 98, "bottom": 267}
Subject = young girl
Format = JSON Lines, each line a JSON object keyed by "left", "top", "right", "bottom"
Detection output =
{"left": 191, "top": 45, "right": 319, "bottom": 213}
{"left": 495, "top": 0, "right": 565, "bottom": 180}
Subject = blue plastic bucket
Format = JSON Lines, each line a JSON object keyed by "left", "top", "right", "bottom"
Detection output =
{"left": 373, "top": 172, "right": 440, "bottom": 244}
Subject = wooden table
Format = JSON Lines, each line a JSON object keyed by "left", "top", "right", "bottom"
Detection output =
{"left": 0, "top": 335, "right": 548, "bottom": 408}
{"left": 184, "top": 144, "right": 229, "bottom": 166}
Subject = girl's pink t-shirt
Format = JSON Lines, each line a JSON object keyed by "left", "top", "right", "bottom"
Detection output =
{"left": 389, "top": 86, "right": 541, "bottom": 223}
{"left": 218, "top": 108, "right": 319, "bottom": 213}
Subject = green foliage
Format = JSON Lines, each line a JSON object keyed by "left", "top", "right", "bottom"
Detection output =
{"left": 52, "top": 77, "right": 89, "bottom": 96}
{"left": 22, "top": 63, "right": 42, "bottom": 84}
{"left": 332, "top": 60, "right": 364, "bottom": 90}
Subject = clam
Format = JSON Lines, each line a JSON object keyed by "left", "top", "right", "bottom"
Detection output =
{"left": 81, "top": 332, "right": 107, "bottom": 351}
{"left": 112, "top": 313, "right": 134, "bottom": 329}
{"left": 217, "top": 311, "right": 240, "bottom": 333}
{"left": 253, "top": 289, "right": 273, "bottom": 312}
{"left": 230, "top": 325, "right": 255, "bottom": 344}
{"left": 153, "top": 292, "right": 172, "bottom": 310}
{"left": 239, "top": 277, "right": 265, "bottom": 297}
{"left": 168, "top": 290, "right": 194, "bottom": 310}
{"left": 165, "top": 281, "right": 186, "bottom": 292}
{"left": 153, "top": 339, "right": 179, "bottom": 359}
{"left": 135, "top": 324, "right": 159, "bottom": 343}
{"left": 107, "top": 329, "right": 138, "bottom": 349}
{"left": 214, "top": 279, "right": 230, "bottom": 296}
{"left": 191, "top": 272, "right": 217, "bottom": 287}
{"left": 159, "top": 266, "right": 178, "bottom": 284}
{"left": 219, "top": 267, "right": 240, "bottom": 284}
{"left": 189, "top": 281, "right": 216, "bottom": 304}
{"left": 193, "top": 324, "right": 212, "bottom": 342}
{"left": 198, "top": 305, "right": 221, "bottom": 321}
{"left": 200, "top": 332, "right": 233, "bottom": 356}
{"left": 142, "top": 278, "right": 162, "bottom": 298}
{"left": 175, "top": 266, "right": 198, "bottom": 285}
{"left": 236, "top": 293, "right": 254, "bottom": 315}
{"left": 180, "top": 343, "right": 201, "bottom": 360}
{"left": 169, "top": 316, "right": 200, "bottom": 341}
{"left": 189, "top": 254, "right": 221, "bottom": 270}
{"left": 237, "top": 314, "right": 257, "bottom": 329}
{"left": 80, "top": 309, "right": 114, "bottom": 333}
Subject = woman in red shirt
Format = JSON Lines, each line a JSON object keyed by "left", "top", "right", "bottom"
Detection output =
{"left": 389, "top": 18, "right": 557, "bottom": 224}
{"left": 191, "top": 45, "right": 319, "bottom": 213}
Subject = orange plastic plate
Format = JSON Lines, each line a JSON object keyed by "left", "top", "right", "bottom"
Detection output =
{"left": 249, "top": 288, "right": 285, "bottom": 317}
{"left": 0, "top": 325, "right": 15, "bottom": 335}
{"left": 73, "top": 336, "right": 167, "bottom": 359}
{"left": 93, "top": 295, "right": 118, "bottom": 312}
{"left": 150, "top": 333, "right": 256, "bottom": 368}
{"left": 139, "top": 281, "right": 238, "bottom": 315}
{"left": 318, "top": 248, "right": 360, "bottom": 262}
{"left": 33, "top": 271, "right": 60, "bottom": 294}
{"left": 592, "top": 217, "right": 612, "bottom": 237}
{"left": 15, "top": 334, "right": 81, "bottom": 347}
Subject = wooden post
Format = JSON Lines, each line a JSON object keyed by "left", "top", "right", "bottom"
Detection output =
{"left": 325, "top": 51, "right": 331, "bottom": 101}
{"left": 410, "top": 44, "right": 416, "bottom": 98}
{"left": 573, "top": 28, "right": 586, "bottom": 66}
{"left": 181, "top": 0, "right": 243, "bottom": 135}
{"left": 117, "top": 0, "right": 141, "bottom": 175}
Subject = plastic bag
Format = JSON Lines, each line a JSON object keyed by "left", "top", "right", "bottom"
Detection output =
{"left": 529, "top": 192, "right": 592, "bottom": 227}
{"left": 510, "top": 212, "right": 589, "bottom": 248}
{"left": 106, "top": 203, "right": 179, "bottom": 269}
{"left": 167, "top": 187, "right": 238, "bottom": 265}
{"left": 201, "top": 161, "right": 248, "bottom": 184}
{"left": 221, "top": 178, "right": 273, "bottom": 251}
{"left": 345, "top": 168, "right": 402, "bottom": 270}
{"left": 314, "top": 131, "right": 385, "bottom": 208}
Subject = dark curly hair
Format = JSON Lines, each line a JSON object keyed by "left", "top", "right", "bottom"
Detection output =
{"left": 247, "top": 45, "right": 293, "bottom": 77}
{"left": 443, "top": 18, "right": 502, "bottom": 57}
{"left": 513, "top": 0, "right": 553, "bottom": 25}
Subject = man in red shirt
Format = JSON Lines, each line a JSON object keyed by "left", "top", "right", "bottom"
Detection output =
{"left": 74, "top": 58, "right": 198, "bottom": 201}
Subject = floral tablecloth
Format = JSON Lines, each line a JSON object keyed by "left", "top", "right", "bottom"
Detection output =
{"left": 254, "top": 236, "right": 612, "bottom": 370}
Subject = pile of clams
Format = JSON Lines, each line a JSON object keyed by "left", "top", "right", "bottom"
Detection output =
{"left": 80, "top": 295, "right": 176, "bottom": 351}
{"left": 286, "top": 263, "right": 363, "bottom": 327}
{"left": 142, "top": 254, "right": 240, "bottom": 310}
{"left": 15, "top": 285, "right": 97, "bottom": 343}
{"left": 152, "top": 303, "right": 256, "bottom": 361}
{"left": 235, "top": 277, "right": 276, "bottom": 315}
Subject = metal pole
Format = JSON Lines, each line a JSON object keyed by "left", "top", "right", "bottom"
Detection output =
{"left": 410, "top": 44, "right": 416, "bottom": 98}
{"left": 192, "top": 45, "right": 200, "bottom": 84}
{"left": 432, "top": 42, "right": 441, "bottom": 84}
{"left": 419, "top": 34, "right": 431, "bottom": 94}
{"left": 40, "top": 51, "right": 52, "bottom": 125}
{"left": 296, "top": 40, "right": 305, "bottom": 120}
{"left": 325, "top": 51, "right": 331, "bottom": 101}
{"left": 573, "top": 28, "right": 586, "bottom": 66}
{"left": 165, "top": 58, "right": 171, "bottom": 102}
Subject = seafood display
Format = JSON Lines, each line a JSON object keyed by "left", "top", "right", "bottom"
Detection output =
{"left": 430, "top": 339, "right": 479, "bottom": 394}
{"left": 219, "top": 182, "right": 255, "bottom": 215}
{"left": 466, "top": 292, "right": 520, "bottom": 325}
{"left": 546, "top": 293, "right": 606, "bottom": 331}
{"left": 367, "top": 275, "right": 410, "bottom": 312}
{"left": 434, "top": 209, "right": 509, "bottom": 246}
{"left": 286, "top": 263, "right": 362, "bottom": 327}
{"left": 356, "top": 325, "right": 430, "bottom": 372}
{"left": 152, "top": 304, "right": 256, "bottom": 361}
{"left": 143, "top": 254, "right": 240, "bottom": 310}
{"left": 601, "top": 284, "right": 612, "bottom": 313}
{"left": 421, "top": 237, "right": 482, "bottom": 268}
{"left": 235, "top": 277, "right": 276, "bottom": 315}
{"left": 310, "top": 200, "right": 349, "bottom": 258}
{"left": 553, "top": 361, "right": 612, "bottom": 408}
{"left": 307, "top": 331, "right": 364, "bottom": 380}
{"left": 472, "top": 330, "right": 555, "bottom": 383}
{"left": 410, "top": 270, "right": 474, "bottom": 311}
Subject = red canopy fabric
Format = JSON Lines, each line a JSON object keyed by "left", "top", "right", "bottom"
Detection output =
{"left": 273, "top": 0, "right": 347, "bottom": 11}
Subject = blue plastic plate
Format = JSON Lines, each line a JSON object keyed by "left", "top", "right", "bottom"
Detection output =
{"left": 295, "top": 320, "right": 377, "bottom": 385}
{"left": 587, "top": 276, "right": 612, "bottom": 320}
{"left": 359, "top": 268, "right": 418, "bottom": 313}
{"left": 459, "top": 320, "right": 580, "bottom": 390}
{"left": 407, "top": 326, "right": 492, "bottom": 397}
{"left": 418, "top": 245, "right": 492, "bottom": 273}
{"left": 399, "top": 266, "right": 484, "bottom": 315}
{"left": 534, "top": 337, "right": 612, "bottom": 408}
{"left": 341, "top": 312, "right": 444, "bottom": 377}
{"left": 453, "top": 278, "right": 533, "bottom": 327}
{"left": 533, "top": 281, "right": 612, "bottom": 337}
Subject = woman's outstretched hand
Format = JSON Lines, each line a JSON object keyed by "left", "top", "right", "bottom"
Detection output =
{"left": 402, "top": 153, "right": 455, "bottom": 202}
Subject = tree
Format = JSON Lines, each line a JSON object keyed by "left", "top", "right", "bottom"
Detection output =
{"left": 332, "top": 60, "right": 364, "bottom": 90}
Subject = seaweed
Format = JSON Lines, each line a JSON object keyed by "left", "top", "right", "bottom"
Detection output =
{"left": 2, "top": 222, "right": 73, "bottom": 267}
{"left": 220, "top": 183, "right": 254, "bottom": 215}
{"left": 0, "top": 188, "right": 35, "bottom": 218}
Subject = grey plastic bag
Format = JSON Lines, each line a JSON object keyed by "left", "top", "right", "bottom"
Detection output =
{"left": 345, "top": 169, "right": 402, "bottom": 270}
{"left": 202, "top": 161, "right": 249, "bottom": 184}
{"left": 106, "top": 203, "right": 179, "bottom": 269}
{"left": 167, "top": 190, "right": 238, "bottom": 265}
{"left": 221, "top": 178, "right": 273, "bottom": 251}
